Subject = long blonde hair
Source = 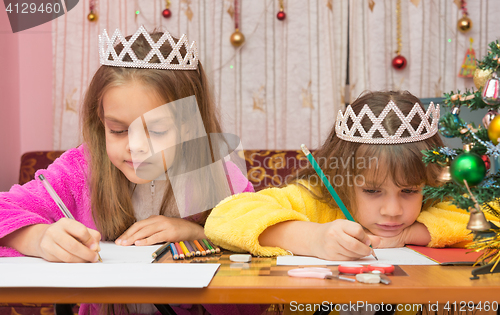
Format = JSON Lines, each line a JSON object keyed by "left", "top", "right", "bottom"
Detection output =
{"left": 81, "top": 31, "right": 222, "bottom": 240}
{"left": 290, "top": 90, "right": 444, "bottom": 212}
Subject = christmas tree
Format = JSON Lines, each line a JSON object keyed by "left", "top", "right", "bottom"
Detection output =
{"left": 422, "top": 40, "right": 500, "bottom": 278}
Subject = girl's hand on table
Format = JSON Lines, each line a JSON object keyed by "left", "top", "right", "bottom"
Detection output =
{"left": 115, "top": 215, "right": 205, "bottom": 246}
{"left": 371, "top": 222, "right": 431, "bottom": 248}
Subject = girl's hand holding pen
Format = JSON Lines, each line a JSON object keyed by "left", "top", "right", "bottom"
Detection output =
{"left": 115, "top": 215, "right": 205, "bottom": 246}
{"left": 313, "top": 220, "right": 380, "bottom": 261}
{"left": 36, "top": 218, "right": 102, "bottom": 263}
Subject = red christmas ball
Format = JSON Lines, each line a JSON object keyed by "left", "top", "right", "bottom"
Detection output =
{"left": 162, "top": 8, "right": 171, "bottom": 18}
{"left": 277, "top": 11, "right": 286, "bottom": 20}
{"left": 392, "top": 55, "right": 407, "bottom": 70}
{"left": 481, "top": 155, "right": 491, "bottom": 170}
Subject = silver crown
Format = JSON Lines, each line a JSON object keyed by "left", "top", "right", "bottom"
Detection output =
{"left": 99, "top": 25, "right": 198, "bottom": 70}
{"left": 335, "top": 101, "right": 440, "bottom": 144}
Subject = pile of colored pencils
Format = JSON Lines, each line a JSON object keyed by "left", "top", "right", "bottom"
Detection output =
{"left": 152, "top": 239, "right": 221, "bottom": 262}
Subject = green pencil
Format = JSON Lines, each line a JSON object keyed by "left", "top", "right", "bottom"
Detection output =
{"left": 300, "top": 144, "right": 378, "bottom": 260}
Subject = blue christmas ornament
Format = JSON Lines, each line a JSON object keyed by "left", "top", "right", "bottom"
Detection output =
{"left": 451, "top": 106, "right": 461, "bottom": 124}
{"left": 440, "top": 147, "right": 458, "bottom": 157}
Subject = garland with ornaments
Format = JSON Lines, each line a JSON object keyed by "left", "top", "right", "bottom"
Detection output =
{"left": 230, "top": 0, "right": 245, "bottom": 47}
{"left": 422, "top": 40, "right": 500, "bottom": 278}
{"left": 457, "top": 0, "right": 472, "bottom": 34}
{"left": 392, "top": 0, "right": 407, "bottom": 70}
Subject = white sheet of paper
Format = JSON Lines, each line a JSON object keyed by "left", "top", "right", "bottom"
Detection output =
{"left": 0, "top": 242, "right": 163, "bottom": 264}
{"left": 277, "top": 247, "right": 438, "bottom": 265}
{"left": 0, "top": 242, "right": 220, "bottom": 288}
{"left": 99, "top": 242, "right": 163, "bottom": 263}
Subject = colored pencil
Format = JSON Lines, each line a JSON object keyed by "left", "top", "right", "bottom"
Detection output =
{"left": 188, "top": 240, "right": 201, "bottom": 256}
{"left": 152, "top": 242, "right": 171, "bottom": 259}
{"left": 198, "top": 239, "right": 210, "bottom": 254}
{"left": 174, "top": 242, "right": 185, "bottom": 259}
{"left": 179, "top": 241, "right": 191, "bottom": 258}
{"left": 184, "top": 240, "right": 196, "bottom": 256}
{"left": 300, "top": 144, "right": 378, "bottom": 261}
{"left": 151, "top": 242, "right": 171, "bottom": 263}
{"left": 193, "top": 240, "right": 206, "bottom": 256}
{"left": 202, "top": 239, "right": 215, "bottom": 254}
{"left": 170, "top": 242, "right": 179, "bottom": 260}
{"left": 206, "top": 239, "right": 221, "bottom": 253}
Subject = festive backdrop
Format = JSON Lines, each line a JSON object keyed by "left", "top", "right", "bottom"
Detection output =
{"left": 52, "top": 0, "right": 500, "bottom": 150}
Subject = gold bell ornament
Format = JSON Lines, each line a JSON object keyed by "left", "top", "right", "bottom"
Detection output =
{"left": 467, "top": 207, "right": 490, "bottom": 232}
{"left": 438, "top": 165, "right": 452, "bottom": 182}
{"left": 463, "top": 180, "right": 490, "bottom": 232}
{"left": 437, "top": 158, "right": 452, "bottom": 183}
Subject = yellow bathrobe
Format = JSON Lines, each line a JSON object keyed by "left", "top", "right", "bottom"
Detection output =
{"left": 205, "top": 181, "right": 499, "bottom": 315}
{"left": 205, "top": 181, "right": 499, "bottom": 256}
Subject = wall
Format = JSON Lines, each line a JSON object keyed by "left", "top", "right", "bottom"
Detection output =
{"left": 0, "top": 9, "right": 52, "bottom": 191}
{"left": 0, "top": 8, "right": 20, "bottom": 191}
{"left": 52, "top": 0, "right": 500, "bottom": 151}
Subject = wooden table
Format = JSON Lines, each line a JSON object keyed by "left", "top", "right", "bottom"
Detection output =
{"left": 1, "top": 251, "right": 499, "bottom": 306}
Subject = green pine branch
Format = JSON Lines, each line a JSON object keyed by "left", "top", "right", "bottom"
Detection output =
{"left": 443, "top": 90, "right": 491, "bottom": 111}
{"left": 477, "top": 40, "right": 500, "bottom": 71}
{"left": 421, "top": 39, "right": 500, "bottom": 218}
{"left": 423, "top": 172, "right": 500, "bottom": 215}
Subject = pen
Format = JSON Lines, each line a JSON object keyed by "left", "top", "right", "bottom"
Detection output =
{"left": 38, "top": 174, "right": 102, "bottom": 262}
{"left": 300, "top": 144, "right": 378, "bottom": 261}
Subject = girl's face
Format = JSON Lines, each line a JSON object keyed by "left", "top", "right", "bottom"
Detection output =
{"left": 352, "top": 162, "right": 424, "bottom": 238}
{"left": 102, "top": 81, "right": 177, "bottom": 184}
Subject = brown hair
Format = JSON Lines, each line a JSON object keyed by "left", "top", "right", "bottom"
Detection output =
{"left": 290, "top": 90, "right": 444, "bottom": 213}
{"left": 81, "top": 30, "right": 222, "bottom": 240}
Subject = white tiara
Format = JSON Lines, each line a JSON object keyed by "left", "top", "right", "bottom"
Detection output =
{"left": 335, "top": 101, "right": 440, "bottom": 144}
{"left": 98, "top": 25, "right": 198, "bottom": 70}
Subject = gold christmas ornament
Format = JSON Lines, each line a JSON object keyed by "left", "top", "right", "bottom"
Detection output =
{"left": 487, "top": 115, "right": 500, "bottom": 145}
{"left": 467, "top": 209, "right": 490, "bottom": 231}
{"left": 438, "top": 165, "right": 453, "bottom": 182}
{"left": 457, "top": 16, "right": 472, "bottom": 33}
{"left": 87, "top": 11, "right": 98, "bottom": 22}
{"left": 230, "top": 29, "right": 245, "bottom": 47}
{"left": 437, "top": 158, "right": 452, "bottom": 183}
{"left": 462, "top": 180, "right": 490, "bottom": 232}
{"left": 474, "top": 68, "right": 493, "bottom": 89}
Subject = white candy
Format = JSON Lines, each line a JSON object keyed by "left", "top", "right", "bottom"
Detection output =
{"left": 356, "top": 273, "right": 381, "bottom": 284}
{"left": 229, "top": 254, "right": 252, "bottom": 262}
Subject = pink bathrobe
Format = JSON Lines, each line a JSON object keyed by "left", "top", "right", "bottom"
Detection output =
{"left": 0, "top": 145, "right": 267, "bottom": 315}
